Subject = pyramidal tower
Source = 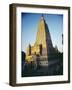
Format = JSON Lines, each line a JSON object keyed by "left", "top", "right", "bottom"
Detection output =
{"left": 35, "top": 15, "right": 53, "bottom": 56}
{"left": 26, "top": 15, "right": 55, "bottom": 66}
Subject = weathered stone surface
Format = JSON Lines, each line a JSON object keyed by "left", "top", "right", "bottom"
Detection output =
{"left": 26, "top": 15, "right": 56, "bottom": 66}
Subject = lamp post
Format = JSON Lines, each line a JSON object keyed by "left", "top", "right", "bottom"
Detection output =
{"left": 62, "top": 34, "right": 63, "bottom": 52}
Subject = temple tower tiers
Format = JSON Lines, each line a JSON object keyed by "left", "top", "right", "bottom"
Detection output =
{"left": 26, "top": 15, "right": 55, "bottom": 67}
{"left": 35, "top": 15, "right": 53, "bottom": 57}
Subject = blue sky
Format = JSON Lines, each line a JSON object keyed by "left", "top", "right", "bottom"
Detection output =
{"left": 21, "top": 13, "right": 63, "bottom": 53}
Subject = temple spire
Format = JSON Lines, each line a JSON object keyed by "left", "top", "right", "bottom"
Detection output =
{"left": 41, "top": 14, "right": 44, "bottom": 20}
